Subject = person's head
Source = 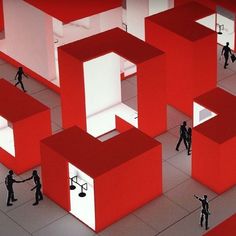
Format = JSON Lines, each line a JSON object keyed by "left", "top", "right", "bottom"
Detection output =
{"left": 183, "top": 121, "right": 187, "bottom": 126}
{"left": 188, "top": 127, "right": 192, "bottom": 133}
{"left": 32, "top": 170, "right": 37, "bottom": 176}
{"left": 19, "top": 67, "right": 23, "bottom": 72}
{"left": 204, "top": 195, "right": 208, "bottom": 199}
{"left": 9, "top": 170, "right": 13, "bottom": 175}
{"left": 226, "top": 42, "right": 229, "bottom": 46}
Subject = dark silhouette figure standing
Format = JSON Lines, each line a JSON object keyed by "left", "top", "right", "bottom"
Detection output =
{"left": 221, "top": 42, "right": 232, "bottom": 69}
{"left": 187, "top": 127, "right": 192, "bottom": 155}
{"left": 194, "top": 194, "right": 210, "bottom": 230}
{"left": 5, "top": 170, "right": 24, "bottom": 206}
{"left": 14, "top": 67, "right": 28, "bottom": 92}
{"left": 176, "top": 121, "right": 188, "bottom": 152}
{"left": 25, "top": 170, "right": 43, "bottom": 206}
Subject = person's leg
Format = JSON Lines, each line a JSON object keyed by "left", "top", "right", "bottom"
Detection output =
{"left": 14, "top": 81, "right": 19, "bottom": 87}
{"left": 183, "top": 137, "right": 188, "bottom": 150}
{"left": 33, "top": 189, "right": 39, "bottom": 205}
{"left": 19, "top": 80, "right": 26, "bottom": 92}
{"left": 11, "top": 191, "right": 17, "bottom": 201}
{"left": 224, "top": 55, "right": 229, "bottom": 68}
{"left": 200, "top": 212, "right": 204, "bottom": 227}
{"left": 7, "top": 190, "right": 12, "bottom": 206}
{"left": 176, "top": 136, "right": 183, "bottom": 151}
{"left": 39, "top": 188, "right": 43, "bottom": 200}
{"left": 205, "top": 213, "right": 209, "bottom": 230}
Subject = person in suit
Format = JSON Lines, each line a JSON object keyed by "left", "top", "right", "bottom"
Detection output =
{"left": 176, "top": 121, "right": 188, "bottom": 152}
{"left": 14, "top": 67, "right": 28, "bottom": 92}
{"left": 187, "top": 127, "right": 192, "bottom": 156}
{"left": 194, "top": 194, "right": 210, "bottom": 230}
{"left": 221, "top": 42, "right": 232, "bottom": 69}
{"left": 24, "top": 170, "right": 43, "bottom": 206}
{"left": 5, "top": 170, "right": 24, "bottom": 206}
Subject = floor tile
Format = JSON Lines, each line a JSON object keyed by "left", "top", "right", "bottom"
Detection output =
{"left": 0, "top": 181, "right": 34, "bottom": 213}
{"left": 0, "top": 210, "right": 31, "bottom": 236}
{"left": 0, "top": 163, "right": 10, "bottom": 184}
{"left": 51, "top": 106, "right": 62, "bottom": 126}
{"left": 121, "top": 80, "right": 137, "bottom": 102}
{"left": 165, "top": 179, "right": 217, "bottom": 212}
{"left": 98, "top": 214, "right": 156, "bottom": 236}
{"left": 98, "top": 130, "right": 120, "bottom": 142}
{"left": 125, "top": 75, "right": 137, "bottom": 86}
{"left": 166, "top": 151, "right": 191, "bottom": 175}
{"left": 31, "top": 89, "right": 61, "bottom": 109}
{"left": 7, "top": 197, "right": 67, "bottom": 233}
{"left": 218, "top": 73, "right": 236, "bottom": 95}
{"left": 33, "top": 214, "right": 95, "bottom": 236}
{"left": 155, "top": 132, "right": 187, "bottom": 160}
{"left": 123, "top": 96, "right": 137, "bottom": 111}
{"left": 133, "top": 195, "right": 188, "bottom": 233}
{"left": 162, "top": 162, "right": 190, "bottom": 193}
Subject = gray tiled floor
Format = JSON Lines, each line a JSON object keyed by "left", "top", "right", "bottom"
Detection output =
{"left": 0, "top": 43, "right": 235, "bottom": 236}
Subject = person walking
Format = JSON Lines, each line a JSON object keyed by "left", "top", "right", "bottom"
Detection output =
{"left": 194, "top": 194, "right": 210, "bottom": 230}
{"left": 14, "top": 67, "right": 28, "bottom": 92}
{"left": 176, "top": 121, "right": 188, "bottom": 152}
{"left": 221, "top": 42, "right": 232, "bottom": 69}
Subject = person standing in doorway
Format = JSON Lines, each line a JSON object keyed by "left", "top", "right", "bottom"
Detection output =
{"left": 14, "top": 67, "right": 28, "bottom": 92}
{"left": 221, "top": 42, "right": 232, "bottom": 69}
{"left": 187, "top": 127, "right": 192, "bottom": 156}
{"left": 176, "top": 121, "right": 188, "bottom": 152}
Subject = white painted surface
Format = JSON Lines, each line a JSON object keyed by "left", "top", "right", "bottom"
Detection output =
{"left": 0, "top": 116, "right": 15, "bottom": 156}
{"left": 193, "top": 102, "right": 217, "bottom": 127}
{"left": 69, "top": 163, "right": 95, "bottom": 230}
{"left": 2, "top": 0, "right": 56, "bottom": 81}
{"left": 87, "top": 103, "right": 138, "bottom": 137}
{"left": 217, "top": 14, "right": 235, "bottom": 50}
{"left": 83, "top": 53, "right": 121, "bottom": 117}
{"left": 196, "top": 14, "right": 216, "bottom": 31}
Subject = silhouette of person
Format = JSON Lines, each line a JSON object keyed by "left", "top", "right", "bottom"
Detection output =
{"left": 176, "top": 121, "right": 188, "bottom": 152}
{"left": 187, "top": 127, "right": 192, "bottom": 155}
{"left": 221, "top": 42, "right": 232, "bottom": 69}
{"left": 194, "top": 194, "right": 210, "bottom": 230}
{"left": 24, "top": 170, "right": 43, "bottom": 206}
{"left": 14, "top": 67, "right": 28, "bottom": 92}
{"left": 5, "top": 170, "right": 24, "bottom": 206}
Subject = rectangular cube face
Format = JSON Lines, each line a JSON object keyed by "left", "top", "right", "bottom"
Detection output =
{"left": 94, "top": 145, "right": 162, "bottom": 232}
{"left": 68, "top": 163, "right": 95, "bottom": 230}
{"left": 41, "top": 143, "right": 70, "bottom": 211}
{"left": 192, "top": 129, "right": 220, "bottom": 192}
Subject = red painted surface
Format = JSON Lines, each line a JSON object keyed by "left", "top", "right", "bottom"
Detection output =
{"left": 204, "top": 214, "right": 236, "bottom": 235}
{"left": 0, "top": 79, "right": 51, "bottom": 174}
{"left": 40, "top": 126, "right": 162, "bottom": 232}
{"left": 115, "top": 115, "right": 134, "bottom": 133}
{"left": 193, "top": 88, "right": 236, "bottom": 193}
{"left": 24, "top": 0, "right": 122, "bottom": 24}
{"left": 59, "top": 28, "right": 166, "bottom": 137}
{"left": 146, "top": 2, "right": 217, "bottom": 116}
{"left": 0, "top": 0, "right": 4, "bottom": 33}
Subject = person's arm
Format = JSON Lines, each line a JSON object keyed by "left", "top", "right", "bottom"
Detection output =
{"left": 14, "top": 71, "right": 18, "bottom": 80}
{"left": 31, "top": 185, "right": 37, "bottom": 191}
{"left": 23, "top": 72, "right": 28, "bottom": 78}
{"left": 23, "top": 176, "right": 33, "bottom": 182}
{"left": 13, "top": 179, "right": 24, "bottom": 183}
{"left": 221, "top": 47, "right": 224, "bottom": 56}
